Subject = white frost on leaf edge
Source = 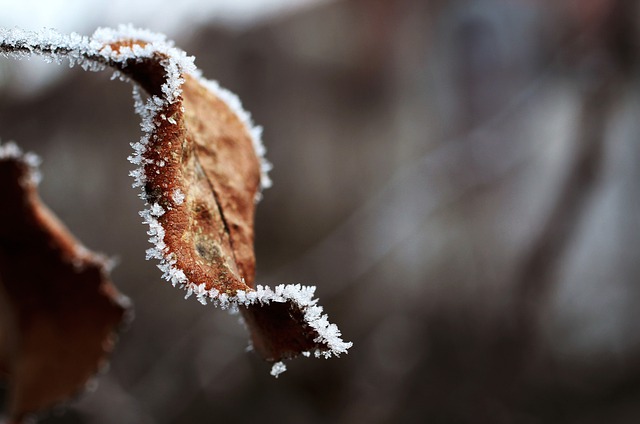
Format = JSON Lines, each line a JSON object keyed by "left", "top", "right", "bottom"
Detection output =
{"left": 0, "top": 141, "right": 42, "bottom": 185}
{"left": 197, "top": 77, "right": 272, "bottom": 194}
{"left": 270, "top": 361, "right": 287, "bottom": 378}
{"left": 0, "top": 26, "right": 352, "bottom": 373}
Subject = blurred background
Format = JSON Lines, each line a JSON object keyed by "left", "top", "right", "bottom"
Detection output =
{"left": 2, "top": 0, "right": 640, "bottom": 422}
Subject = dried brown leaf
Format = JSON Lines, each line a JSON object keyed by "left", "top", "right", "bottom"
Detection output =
{"left": 101, "top": 31, "right": 351, "bottom": 366}
{"left": 141, "top": 74, "right": 260, "bottom": 293}
{"left": 0, "top": 146, "right": 130, "bottom": 422}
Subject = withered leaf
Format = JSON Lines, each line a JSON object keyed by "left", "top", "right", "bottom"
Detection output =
{"left": 133, "top": 64, "right": 351, "bottom": 365}
{"left": 0, "top": 26, "right": 351, "bottom": 382}
{"left": 140, "top": 74, "right": 260, "bottom": 293}
{"left": 0, "top": 144, "right": 130, "bottom": 422}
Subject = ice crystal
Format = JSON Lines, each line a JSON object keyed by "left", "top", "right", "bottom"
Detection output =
{"left": 171, "top": 188, "right": 185, "bottom": 205}
{"left": 0, "top": 141, "right": 42, "bottom": 185}
{"left": 270, "top": 361, "right": 287, "bottom": 378}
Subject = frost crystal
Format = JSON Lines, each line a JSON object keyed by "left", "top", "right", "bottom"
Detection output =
{"left": 270, "top": 361, "right": 287, "bottom": 378}
{"left": 0, "top": 141, "right": 42, "bottom": 185}
{"left": 171, "top": 188, "right": 185, "bottom": 205}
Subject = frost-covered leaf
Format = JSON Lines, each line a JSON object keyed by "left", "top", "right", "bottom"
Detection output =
{"left": 0, "top": 143, "right": 130, "bottom": 422}
{"left": 140, "top": 74, "right": 261, "bottom": 294}
{"left": 120, "top": 37, "right": 352, "bottom": 365}
{"left": 0, "top": 25, "right": 351, "bottom": 376}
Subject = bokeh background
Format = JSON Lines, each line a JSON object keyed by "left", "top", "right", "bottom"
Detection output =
{"left": 2, "top": 0, "right": 640, "bottom": 422}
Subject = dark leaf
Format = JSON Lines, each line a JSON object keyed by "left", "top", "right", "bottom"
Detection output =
{"left": 0, "top": 145, "right": 130, "bottom": 422}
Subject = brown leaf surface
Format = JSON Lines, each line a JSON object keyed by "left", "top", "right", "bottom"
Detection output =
{"left": 0, "top": 150, "right": 130, "bottom": 422}
{"left": 241, "top": 302, "right": 320, "bottom": 361}
{"left": 141, "top": 75, "right": 260, "bottom": 294}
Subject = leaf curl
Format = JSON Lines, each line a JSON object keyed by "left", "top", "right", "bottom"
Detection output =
{"left": 0, "top": 25, "right": 351, "bottom": 379}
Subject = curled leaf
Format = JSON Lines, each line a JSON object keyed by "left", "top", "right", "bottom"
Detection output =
{"left": 139, "top": 74, "right": 261, "bottom": 294}
{"left": 0, "top": 143, "right": 130, "bottom": 422}
{"left": 0, "top": 25, "right": 351, "bottom": 377}
{"left": 116, "top": 31, "right": 352, "bottom": 364}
